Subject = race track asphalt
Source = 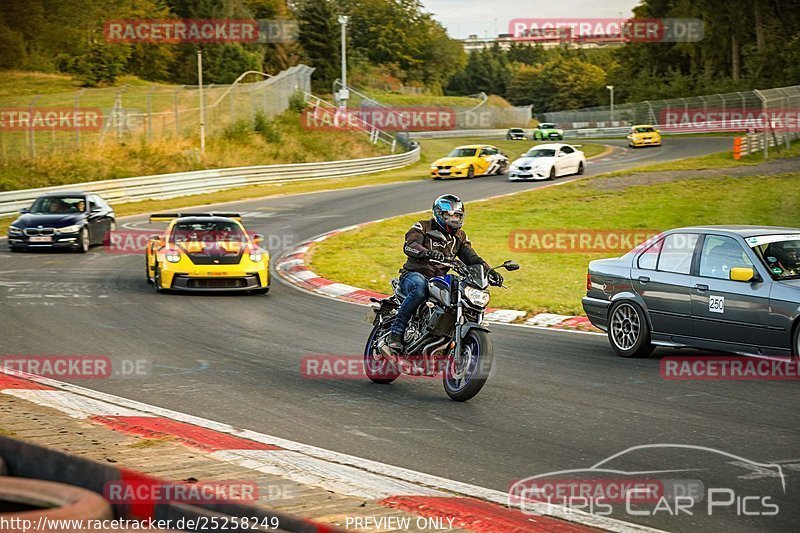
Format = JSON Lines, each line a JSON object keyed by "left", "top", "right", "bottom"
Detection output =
{"left": 2, "top": 137, "right": 797, "bottom": 532}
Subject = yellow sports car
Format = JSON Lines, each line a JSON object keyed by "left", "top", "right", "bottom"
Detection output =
{"left": 430, "top": 144, "right": 509, "bottom": 179}
{"left": 145, "top": 213, "right": 270, "bottom": 294}
{"left": 627, "top": 125, "right": 662, "bottom": 148}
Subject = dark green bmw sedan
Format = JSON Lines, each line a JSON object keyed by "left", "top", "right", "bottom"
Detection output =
{"left": 582, "top": 226, "right": 800, "bottom": 358}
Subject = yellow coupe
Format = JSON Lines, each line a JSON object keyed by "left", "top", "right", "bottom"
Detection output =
{"left": 430, "top": 144, "right": 509, "bottom": 179}
{"left": 145, "top": 213, "right": 270, "bottom": 294}
{"left": 627, "top": 125, "right": 662, "bottom": 148}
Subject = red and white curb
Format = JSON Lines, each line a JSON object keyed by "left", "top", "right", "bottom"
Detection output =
{"left": 276, "top": 225, "right": 599, "bottom": 334}
{"left": 1, "top": 369, "right": 659, "bottom": 533}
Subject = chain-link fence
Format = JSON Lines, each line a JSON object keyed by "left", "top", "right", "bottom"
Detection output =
{"left": 541, "top": 85, "right": 800, "bottom": 157}
{"left": 0, "top": 64, "right": 314, "bottom": 161}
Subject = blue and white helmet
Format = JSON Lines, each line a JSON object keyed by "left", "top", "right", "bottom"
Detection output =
{"left": 433, "top": 194, "right": 464, "bottom": 233}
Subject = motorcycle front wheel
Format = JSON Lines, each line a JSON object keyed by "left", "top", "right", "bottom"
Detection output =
{"left": 443, "top": 330, "right": 493, "bottom": 401}
{"left": 364, "top": 322, "right": 401, "bottom": 384}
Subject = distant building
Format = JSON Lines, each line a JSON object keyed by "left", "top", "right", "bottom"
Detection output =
{"left": 461, "top": 29, "right": 625, "bottom": 52}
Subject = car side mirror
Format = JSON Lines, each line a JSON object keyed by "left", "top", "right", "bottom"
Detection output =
{"left": 19, "top": 207, "right": 28, "bottom": 214}
{"left": 729, "top": 267, "right": 757, "bottom": 282}
{"left": 251, "top": 233, "right": 264, "bottom": 246}
{"left": 655, "top": 129, "right": 661, "bottom": 134}
{"left": 149, "top": 235, "right": 165, "bottom": 248}
{"left": 557, "top": 152, "right": 565, "bottom": 157}
{"left": 425, "top": 229, "right": 447, "bottom": 242}
{"left": 502, "top": 260, "right": 520, "bottom": 271}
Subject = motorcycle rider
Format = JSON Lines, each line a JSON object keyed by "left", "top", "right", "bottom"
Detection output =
{"left": 385, "top": 194, "right": 503, "bottom": 353}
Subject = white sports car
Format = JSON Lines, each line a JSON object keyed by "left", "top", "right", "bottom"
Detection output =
{"left": 508, "top": 143, "right": 586, "bottom": 181}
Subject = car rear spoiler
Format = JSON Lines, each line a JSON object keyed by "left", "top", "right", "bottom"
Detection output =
{"left": 149, "top": 213, "right": 242, "bottom": 223}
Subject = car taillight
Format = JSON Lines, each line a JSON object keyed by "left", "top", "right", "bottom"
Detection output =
{"left": 586, "top": 272, "right": 592, "bottom": 291}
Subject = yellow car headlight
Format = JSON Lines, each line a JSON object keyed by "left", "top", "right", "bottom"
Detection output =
{"left": 165, "top": 248, "right": 181, "bottom": 263}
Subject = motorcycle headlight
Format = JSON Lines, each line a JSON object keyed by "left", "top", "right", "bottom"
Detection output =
{"left": 165, "top": 248, "right": 181, "bottom": 263}
{"left": 464, "top": 286, "right": 490, "bottom": 307}
{"left": 249, "top": 249, "right": 263, "bottom": 262}
{"left": 8, "top": 226, "right": 22, "bottom": 235}
{"left": 56, "top": 224, "right": 82, "bottom": 234}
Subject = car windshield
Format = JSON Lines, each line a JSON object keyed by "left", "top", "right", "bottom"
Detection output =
{"left": 510, "top": 129, "right": 523, "bottom": 133}
{"left": 747, "top": 234, "right": 800, "bottom": 279}
{"left": 170, "top": 221, "right": 246, "bottom": 246}
{"left": 524, "top": 148, "right": 556, "bottom": 158}
{"left": 635, "top": 127, "right": 655, "bottom": 133}
{"left": 448, "top": 148, "right": 477, "bottom": 157}
{"left": 28, "top": 196, "right": 86, "bottom": 214}
{"left": 539, "top": 123, "right": 557, "bottom": 129}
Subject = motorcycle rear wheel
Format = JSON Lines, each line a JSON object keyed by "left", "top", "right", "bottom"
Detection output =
{"left": 364, "top": 322, "right": 401, "bottom": 384}
{"left": 443, "top": 330, "right": 493, "bottom": 401}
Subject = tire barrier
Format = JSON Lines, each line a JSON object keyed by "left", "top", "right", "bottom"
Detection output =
{"left": 0, "top": 435, "right": 342, "bottom": 532}
{"left": 0, "top": 477, "right": 113, "bottom": 520}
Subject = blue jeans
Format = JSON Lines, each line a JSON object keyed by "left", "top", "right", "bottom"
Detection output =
{"left": 391, "top": 271, "right": 429, "bottom": 337}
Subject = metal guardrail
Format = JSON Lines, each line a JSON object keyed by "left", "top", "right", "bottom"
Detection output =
{"left": 0, "top": 147, "right": 421, "bottom": 218}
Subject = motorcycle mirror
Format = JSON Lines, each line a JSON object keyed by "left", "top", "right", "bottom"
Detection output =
{"left": 502, "top": 260, "right": 520, "bottom": 271}
{"left": 426, "top": 229, "right": 447, "bottom": 242}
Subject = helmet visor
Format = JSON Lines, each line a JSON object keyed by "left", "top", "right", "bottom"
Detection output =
{"left": 442, "top": 209, "right": 463, "bottom": 228}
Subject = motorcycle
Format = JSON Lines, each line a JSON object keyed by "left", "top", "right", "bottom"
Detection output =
{"left": 364, "top": 229, "right": 520, "bottom": 401}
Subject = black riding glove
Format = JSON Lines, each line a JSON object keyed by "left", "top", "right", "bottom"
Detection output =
{"left": 488, "top": 270, "right": 504, "bottom": 287}
{"left": 427, "top": 249, "right": 446, "bottom": 262}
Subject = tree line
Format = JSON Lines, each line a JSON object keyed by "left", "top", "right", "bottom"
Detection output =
{"left": 0, "top": 0, "right": 463, "bottom": 94}
{"left": 448, "top": 0, "right": 800, "bottom": 111}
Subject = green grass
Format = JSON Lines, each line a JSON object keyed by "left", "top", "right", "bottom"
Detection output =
{"left": 310, "top": 158, "right": 800, "bottom": 316}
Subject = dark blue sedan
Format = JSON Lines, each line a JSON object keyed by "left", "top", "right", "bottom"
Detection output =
{"left": 8, "top": 192, "right": 116, "bottom": 253}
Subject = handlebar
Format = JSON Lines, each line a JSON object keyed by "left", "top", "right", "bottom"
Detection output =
{"left": 429, "top": 258, "right": 506, "bottom": 287}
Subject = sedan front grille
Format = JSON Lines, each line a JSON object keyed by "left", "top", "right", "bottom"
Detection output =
{"left": 23, "top": 228, "right": 55, "bottom": 236}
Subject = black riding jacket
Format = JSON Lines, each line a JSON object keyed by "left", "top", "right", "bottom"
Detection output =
{"left": 401, "top": 218, "right": 489, "bottom": 278}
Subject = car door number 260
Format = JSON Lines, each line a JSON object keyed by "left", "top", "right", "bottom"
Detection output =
{"left": 709, "top": 295, "right": 725, "bottom": 314}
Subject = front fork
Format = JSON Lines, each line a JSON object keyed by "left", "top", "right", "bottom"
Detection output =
{"left": 452, "top": 297, "right": 487, "bottom": 369}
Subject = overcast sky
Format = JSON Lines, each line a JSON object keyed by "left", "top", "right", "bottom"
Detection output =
{"left": 421, "top": 0, "right": 642, "bottom": 39}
